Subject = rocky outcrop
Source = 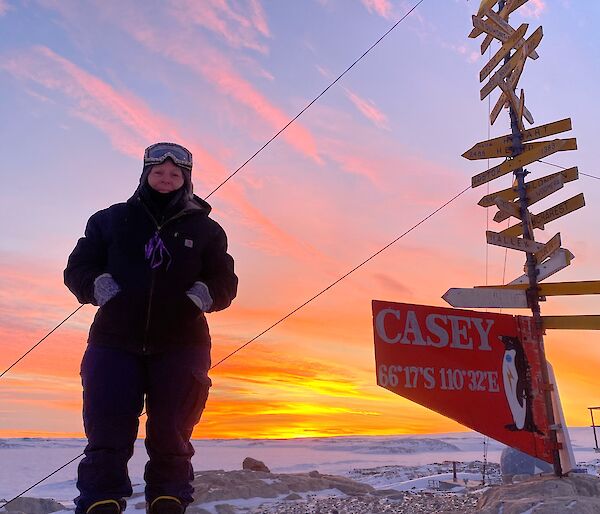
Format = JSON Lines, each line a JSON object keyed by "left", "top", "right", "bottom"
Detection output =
{"left": 477, "top": 473, "right": 600, "bottom": 514}
{"left": 188, "top": 468, "right": 375, "bottom": 505}
{"left": 1, "top": 497, "right": 65, "bottom": 514}
{"left": 242, "top": 457, "right": 270, "bottom": 473}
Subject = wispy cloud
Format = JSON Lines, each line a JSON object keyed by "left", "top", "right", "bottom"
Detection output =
{"left": 1, "top": 45, "right": 328, "bottom": 261}
{"left": 34, "top": 0, "right": 321, "bottom": 165}
{"left": 342, "top": 87, "right": 390, "bottom": 130}
{"left": 315, "top": 65, "right": 390, "bottom": 131}
{"left": 361, "top": 0, "right": 394, "bottom": 20}
{"left": 0, "top": 0, "right": 10, "bottom": 16}
{"left": 520, "top": 0, "right": 547, "bottom": 18}
{"left": 170, "top": 0, "right": 271, "bottom": 53}
{"left": 128, "top": 28, "right": 322, "bottom": 164}
{"left": 1, "top": 46, "right": 177, "bottom": 157}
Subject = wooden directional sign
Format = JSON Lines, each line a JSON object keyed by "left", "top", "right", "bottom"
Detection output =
{"left": 478, "top": 167, "right": 578, "bottom": 207}
{"left": 490, "top": 61, "right": 532, "bottom": 125}
{"left": 471, "top": 138, "right": 575, "bottom": 188}
{"left": 494, "top": 197, "right": 522, "bottom": 221}
{"left": 517, "top": 89, "right": 526, "bottom": 128}
{"left": 500, "top": 193, "right": 585, "bottom": 237}
{"left": 480, "top": 280, "right": 600, "bottom": 297}
{"left": 442, "top": 287, "right": 528, "bottom": 308}
{"left": 465, "top": 141, "right": 555, "bottom": 161}
{"left": 471, "top": 0, "right": 531, "bottom": 39}
{"left": 476, "top": 0, "right": 498, "bottom": 17}
{"left": 486, "top": 231, "right": 544, "bottom": 253}
{"left": 509, "top": 249, "right": 573, "bottom": 285}
{"left": 493, "top": 174, "right": 565, "bottom": 223}
{"left": 483, "top": 8, "right": 539, "bottom": 60}
{"left": 472, "top": 15, "right": 509, "bottom": 45}
{"left": 542, "top": 316, "right": 600, "bottom": 331}
{"left": 527, "top": 175, "right": 564, "bottom": 205}
{"left": 463, "top": 118, "right": 572, "bottom": 160}
{"left": 498, "top": 82, "right": 526, "bottom": 132}
{"left": 534, "top": 233, "right": 561, "bottom": 263}
{"left": 480, "top": 27, "right": 543, "bottom": 101}
{"left": 531, "top": 189, "right": 584, "bottom": 230}
{"left": 476, "top": 8, "right": 540, "bottom": 61}
{"left": 480, "top": 23, "right": 528, "bottom": 82}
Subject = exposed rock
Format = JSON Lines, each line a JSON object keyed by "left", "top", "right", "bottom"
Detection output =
{"left": 189, "top": 469, "right": 375, "bottom": 507}
{"left": 477, "top": 473, "right": 600, "bottom": 513}
{"left": 215, "top": 504, "right": 237, "bottom": 514}
{"left": 243, "top": 457, "right": 270, "bottom": 473}
{"left": 2, "top": 497, "right": 65, "bottom": 514}
{"left": 283, "top": 493, "right": 301, "bottom": 500}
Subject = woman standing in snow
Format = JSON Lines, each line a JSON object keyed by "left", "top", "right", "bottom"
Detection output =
{"left": 64, "top": 142, "right": 238, "bottom": 514}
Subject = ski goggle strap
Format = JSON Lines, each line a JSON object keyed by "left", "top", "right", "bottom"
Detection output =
{"left": 144, "top": 142, "right": 193, "bottom": 170}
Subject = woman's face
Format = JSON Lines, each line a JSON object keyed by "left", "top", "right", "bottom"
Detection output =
{"left": 147, "top": 160, "right": 185, "bottom": 193}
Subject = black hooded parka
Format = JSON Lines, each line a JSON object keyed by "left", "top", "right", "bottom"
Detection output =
{"left": 64, "top": 186, "right": 238, "bottom": 354}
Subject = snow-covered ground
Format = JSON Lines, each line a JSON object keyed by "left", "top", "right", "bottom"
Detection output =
{"left": 1, "top": 427, "right": 599, "bottom": 513}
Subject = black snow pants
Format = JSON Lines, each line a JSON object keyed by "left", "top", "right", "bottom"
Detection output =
{"left": 74, "top": 344, "right": 211, "bottom": 513}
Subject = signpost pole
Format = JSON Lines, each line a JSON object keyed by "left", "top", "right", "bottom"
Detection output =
{"left": 499, "top": 0, "right": 562, "bottom": 477}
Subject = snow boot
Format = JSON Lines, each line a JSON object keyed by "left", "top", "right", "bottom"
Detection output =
{"left": 148, "top": 496, "right": 185, "bottom": 514}
{"left": 86, "top": 499, "right": 122, "bottom": 514}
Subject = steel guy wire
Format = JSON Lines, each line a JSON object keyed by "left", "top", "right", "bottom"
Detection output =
{"left": 210, "top": 184, "right": 471, "bottom": 369}
{"left": 0, "top": 305, "right": 84, "bottom": 379}
{"left": 538, "top": 159, "right": 600, "bottom": 180}
{"left": 0, "top": 0, "right": 427, "bottom": 381}
{"left": 0, "top": 183, "right": 470, "bottom": 507}
{"left": 0, "top": 452, "right": 84, "bottom": 509}
{"left": 204, "top": 0, "right": 425, "bottom": 199}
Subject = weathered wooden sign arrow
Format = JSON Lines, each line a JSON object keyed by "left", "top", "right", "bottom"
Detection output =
{"left": 463, "top": 118, "right": 572, "bottom": 160}
{"left": 480, "top": 0, "right": 539, "bottom": 55}
{"left": 490, "top": 61, "right": 532, "bottom": 125}
{"left": 470, "top": 0, "right": 532, "bottom": 40}
{"left": 486, "top": 231, "right": 544, "bottom": 253}
{"left": 477, "top": 167, "right": 578, "bottom": 207}
{"left": 542, "top": 316, "right": 600, "bottom": 331}
{"left": 527, "top": 174, "right": 564, "bottom": 205}
{"left": 508, "top": 249, "right": 574, "bottom": 285}
{"left": 464, "top": 140, "right": 553, "bottom": 161}
{"left": 480, "top": 23, "right": 529, "bottom": 82}
{"left": 474, "top": 3, "right": 539, "bottom": 59}
{"left": 493, "top": 175, "right": 564, "bottom": 223}
{"left": 494, "top": 197, "right": 523, "bottom": 221}
{"left": 471, "top": 138, "right": 575, "bottom": 188}
{"left": 479, "top": 280, "right": 600, "bottom": 297}
{"left": 480, "top": 26, "right": 543, "bottom": 101}
{"left": 500, "top": 193, "right": 585, "bottom": 237}
{"left": 442, "top": 287, "right": 529, "bottom": 308}
{"left": 534, "top": 233, "right": 561, "bottom": 264}
{"left": 471, "top": 14, "right": 509, "bottom": 45}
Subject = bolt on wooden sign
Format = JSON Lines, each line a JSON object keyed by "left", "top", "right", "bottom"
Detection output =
{"left": 441, "top": 0, "right": 600, "bottom": 331}
{"left": 373, "top": 300, "right": 554, "bottom": 462}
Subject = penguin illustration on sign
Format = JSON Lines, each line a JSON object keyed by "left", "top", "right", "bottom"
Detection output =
{"left": 500, "top": 335, "right": 543, "bottom": 434}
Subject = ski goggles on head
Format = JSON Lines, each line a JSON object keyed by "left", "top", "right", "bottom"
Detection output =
{"left": 144, "top": 142, "right": 193, "bottom": 170}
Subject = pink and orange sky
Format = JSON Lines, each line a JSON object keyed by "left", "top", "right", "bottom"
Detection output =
{"left": 1, "top": 0, "right": 600, "bottom": 439}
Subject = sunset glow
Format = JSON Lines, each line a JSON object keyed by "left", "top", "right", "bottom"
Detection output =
{"left": 1, "top": 1, "right": 600, "bottom": 441}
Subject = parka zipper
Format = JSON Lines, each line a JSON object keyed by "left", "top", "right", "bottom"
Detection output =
{"left": 141, "top": 201, "right": 194, "bottom": 353}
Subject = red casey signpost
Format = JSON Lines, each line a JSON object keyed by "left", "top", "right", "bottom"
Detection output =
{"left": 372, "top": 300, "right": 553, "bottom": 463}
{"left": 370, "top": 0, "right": 600, "bottom": 476}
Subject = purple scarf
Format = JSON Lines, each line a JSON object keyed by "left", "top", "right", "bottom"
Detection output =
{"left": 145, "top": 231, "right": 172, "bottom": 270}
